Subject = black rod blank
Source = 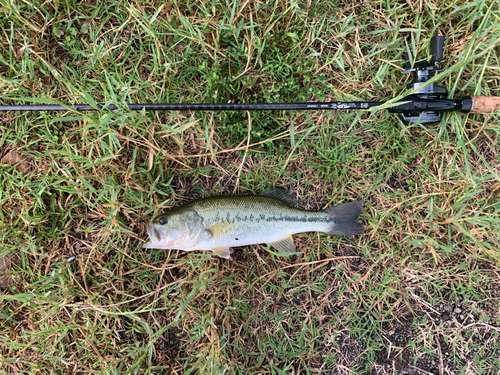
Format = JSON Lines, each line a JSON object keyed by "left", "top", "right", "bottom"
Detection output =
{"left": 0, "top": 101, "right": 383, "bottom": 112}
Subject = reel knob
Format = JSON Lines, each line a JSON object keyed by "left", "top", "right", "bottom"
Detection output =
{"left": 430, "top": 35, "right": 445, "bottom": 66}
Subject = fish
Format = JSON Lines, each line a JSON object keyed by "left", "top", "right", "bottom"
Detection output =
{"left": 142, "top": 189, "right": 364, "bottom": 259}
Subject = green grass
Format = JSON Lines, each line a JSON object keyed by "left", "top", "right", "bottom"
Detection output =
{"left": 1, "top": 0, "right": 500, "bottom": 373}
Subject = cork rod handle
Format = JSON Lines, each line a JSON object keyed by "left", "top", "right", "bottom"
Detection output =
{"left": 470, "top": 96, "right": 500, "bottom": 113}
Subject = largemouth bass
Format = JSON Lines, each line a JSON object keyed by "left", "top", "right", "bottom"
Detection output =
{"left": 143, "top": 189, "right": 363, "bottom": 259}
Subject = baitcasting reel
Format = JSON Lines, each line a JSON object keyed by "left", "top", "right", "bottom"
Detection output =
{"left": 395, "top": 35, "right": 448, "bottom": 125}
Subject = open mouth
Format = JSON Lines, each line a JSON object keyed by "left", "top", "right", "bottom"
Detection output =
{"left": 143, "top": 224, "right": 171, "bottom": 248}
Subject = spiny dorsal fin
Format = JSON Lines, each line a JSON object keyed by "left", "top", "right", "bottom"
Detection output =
{"left": 268, "top": 235, "right": 297, "bottom": 254}
{"left": 260, "top": 188, "right": 297, "bottom": 206}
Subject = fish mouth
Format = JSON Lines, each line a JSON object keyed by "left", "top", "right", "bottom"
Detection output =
{"left": 143, "top": 224, "right": 172, "bottom": 249}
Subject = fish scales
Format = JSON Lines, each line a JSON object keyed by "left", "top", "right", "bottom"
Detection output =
{"left": 184, "top": 195, "right": 333, "bottom": 249}
{"left": 143, "top": 189, "right": 364, "bottom": 259}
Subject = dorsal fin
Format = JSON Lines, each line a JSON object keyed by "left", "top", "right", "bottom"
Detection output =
{"left": 259, "top": 188, "right": 297, "bottom": 206}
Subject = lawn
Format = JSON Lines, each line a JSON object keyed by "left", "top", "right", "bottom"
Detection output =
{"left": 1, "top": 0, "right": 499, "bottom": 373}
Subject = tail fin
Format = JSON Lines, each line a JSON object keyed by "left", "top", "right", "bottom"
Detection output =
{"left": 324, "top": 200, "right": 364, "bottom": 235}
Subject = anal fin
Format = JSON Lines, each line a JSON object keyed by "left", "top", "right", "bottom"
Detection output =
{"left": 212, "top": 247, "right": 233, "bottom": 259}
{"left": 268, "top": 236, "right": 297, "bottom": 254}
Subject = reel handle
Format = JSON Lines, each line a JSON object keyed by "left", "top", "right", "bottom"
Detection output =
{"left": 430, "top": 35, "right": 445, "bottom": 66}
{"left": 469, "top": 96, "right": 500, "bottom": 113}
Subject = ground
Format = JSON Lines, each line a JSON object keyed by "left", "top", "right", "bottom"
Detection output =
{"left": 0, "top": 0, "right": 499, "bottom": 374}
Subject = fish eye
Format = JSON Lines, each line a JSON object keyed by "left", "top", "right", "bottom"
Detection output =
{"left": 159, "top": 218, "right": 168, "bottom": 225}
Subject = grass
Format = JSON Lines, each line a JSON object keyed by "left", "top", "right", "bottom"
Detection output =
{"left": 0, "top": 0, "right": 499, "bottom": 373}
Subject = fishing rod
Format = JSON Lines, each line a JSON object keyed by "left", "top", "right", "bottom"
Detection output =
{"left": 1, "top": 35, "right": 499, "bottom": 125}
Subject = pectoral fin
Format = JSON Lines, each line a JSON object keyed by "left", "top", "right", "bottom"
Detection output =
{"left": 268, "top": 235, "right": 297, "bottom": 254}
{"left": 212, "top": 247, "right": 233, "bottom": 259}
{"left": 206, "top": 221, "right": 234, "bottom": 238}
